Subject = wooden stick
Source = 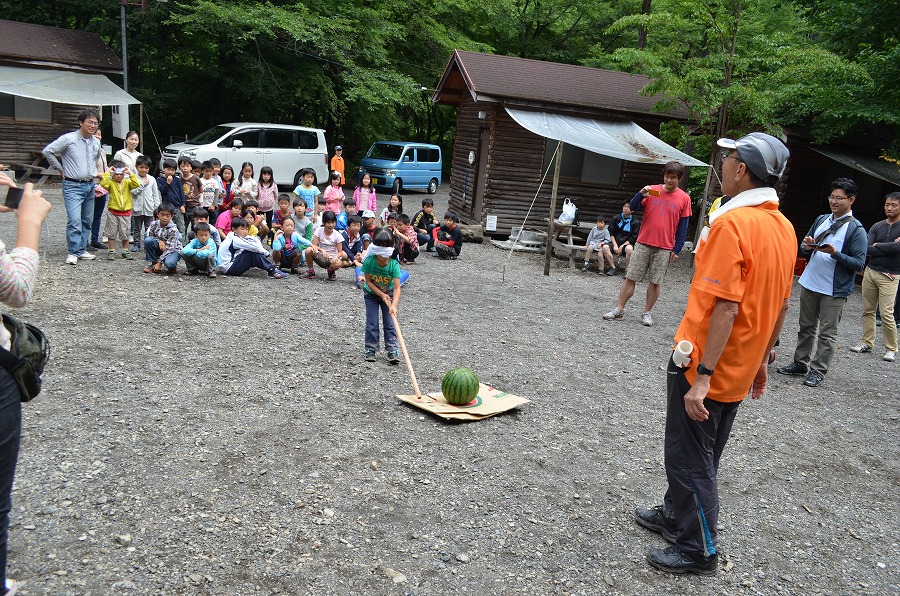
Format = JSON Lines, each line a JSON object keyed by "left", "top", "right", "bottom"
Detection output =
{"left": 390, "top": 312, "right": 423, "bottom": 400}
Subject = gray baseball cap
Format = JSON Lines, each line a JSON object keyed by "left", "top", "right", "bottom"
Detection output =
{"left": 717, "top": 132, "right": 789, "bottom": 183}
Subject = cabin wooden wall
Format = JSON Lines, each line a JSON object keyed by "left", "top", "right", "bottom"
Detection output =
{"left": 0, "top": 104, "right": 91, "bottom": 165}
{"left": 448, "top": 100, "right": 675, "bottom": 236}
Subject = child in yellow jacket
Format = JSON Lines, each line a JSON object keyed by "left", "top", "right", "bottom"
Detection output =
{"left": 100, "top": 159, "right": 141, "bottom": 259}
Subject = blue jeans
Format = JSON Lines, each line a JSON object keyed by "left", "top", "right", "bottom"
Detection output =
{"left": 63, "top": 180, "right": 96, "bottom": 255}
{"left": 0, "top": 369, "right": 22, "bottom": 590}
{"left": 90, "top": 193, "right": 108, "bottom": 243}
{"left": 224, "top": 251, "right": 274, "bottom": 276}
{"left": 144, "top": 237, "right": 180, "bottom": 271}
{"left": 364, "top": 289, "right": 397, "bottom": 351}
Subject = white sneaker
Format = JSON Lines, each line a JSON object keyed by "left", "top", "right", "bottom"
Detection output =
{"left": 884, "top": 351, "right": 897, "bottom": 362}
{"left": 849, "top": 344, "right": 871, "bottom": 353}
{"left": 65, "top": 254, "right": 78, "bottom": 265}
{"left": 641, "top": 312, "right": 654, "bottom": 326}
{"left": 77, "top": 252, "right": 96, "bottom": 260}
{"left": 101, "top": 235, "right": 108, "bottom": 242}
{"left": 602, "top": 308, "right": 624, "bottom": 321}
{"left": 5, "top": 578, "right": 18, "bottom": 595}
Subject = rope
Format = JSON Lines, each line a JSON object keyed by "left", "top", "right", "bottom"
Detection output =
{"left": 504, "top": 141, "right": 560, "bottom": 268}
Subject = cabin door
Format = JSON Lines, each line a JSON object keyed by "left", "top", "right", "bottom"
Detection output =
{"left": 472, "top": 127, "right": 490, "bottom": 221}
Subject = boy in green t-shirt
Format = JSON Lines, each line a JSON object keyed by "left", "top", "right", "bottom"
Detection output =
{"left": 361, "top": 229, "right": 402, "bottom": 364}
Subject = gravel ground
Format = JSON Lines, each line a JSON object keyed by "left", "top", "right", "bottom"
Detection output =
{"left": 3, "top": 185, "right": 898, "bottom": 595}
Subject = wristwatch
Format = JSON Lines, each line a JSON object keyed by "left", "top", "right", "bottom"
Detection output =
{"left": 697, "top": 363, "right": 714, "bottom": 376}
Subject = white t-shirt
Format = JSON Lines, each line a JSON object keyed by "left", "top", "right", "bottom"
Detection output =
{"left": 315, "top": 227, "right": 344, "bottom": 258}
{"left": 799, "top": 212, "right": 853, "bottom": 295}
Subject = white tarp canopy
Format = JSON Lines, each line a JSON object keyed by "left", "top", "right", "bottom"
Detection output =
{"left": 0, "top": 65, "right": 140, "bottom": 106}
{"left": 506, "top": 107, "right": 708, "bottom": 167}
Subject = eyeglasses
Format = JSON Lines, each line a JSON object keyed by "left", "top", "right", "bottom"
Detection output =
{"left": 828, "top": 195, "right": 849, "bottom": 202}
{"left": 84, "top": 120, "right": 99, "bottom": 127}
{"left": 721, "top": 151, "right": 742, "bottom": 163}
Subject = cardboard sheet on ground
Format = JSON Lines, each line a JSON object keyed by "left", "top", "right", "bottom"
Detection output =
{"left": 397, "top": 383, "right": 530, "bottom": 422}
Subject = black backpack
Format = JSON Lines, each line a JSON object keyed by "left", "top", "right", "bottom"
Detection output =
{"left": 0, "top": 314, "right": 50, "bottom": 402}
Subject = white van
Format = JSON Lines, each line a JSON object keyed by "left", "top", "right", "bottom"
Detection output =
{"left": 160, "top": 123, "right": 329, "bottom": 186}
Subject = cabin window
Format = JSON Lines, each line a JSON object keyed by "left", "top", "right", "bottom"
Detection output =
{"left": 0, "top": 94, "right": 52, "bottom": 122}
{"left": 542, "top": 141, "right": 622, "bottom": 186}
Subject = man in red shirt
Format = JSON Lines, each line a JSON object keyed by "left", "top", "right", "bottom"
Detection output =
{"left": 603, "top": 161, "right": 692, "bottom": 327}
{"left": 634, "top": 132, "right": 795, "bottom": 575}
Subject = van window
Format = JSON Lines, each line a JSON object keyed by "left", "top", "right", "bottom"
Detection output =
{"left": 424, "top": 148, "right": 440, "bottom": 162}
{"left": 189, "top": 125, "right": 234, "bottom": 144}
{"left": 297, "top": 131, "right": 319, "bottom": 150}
{"left": 368, "top": 143, "right": 404, "bottom": 160}
{"left": 264, "top": 129, "right": 294, "bottom": 149}
{"left": 222, "top": 128, "right": 261, "bottom": 148}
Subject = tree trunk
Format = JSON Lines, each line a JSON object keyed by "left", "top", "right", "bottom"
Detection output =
{"left": 638, "top": 0, "right": 652, "bottom": 49}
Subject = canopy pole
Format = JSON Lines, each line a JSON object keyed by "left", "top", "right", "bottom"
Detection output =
{"left": 139, "top": 104, "right": 144, "bottom": 154}
{"left": 543, "top": 141, "right": 564, "bottom": 276}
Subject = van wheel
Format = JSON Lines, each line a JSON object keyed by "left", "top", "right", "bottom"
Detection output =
{"left": 427, "top": 178, "right": 438, "bottom": 194}
{"left": 392, "top": 179, "right": 402, "bottom": 194}
{"left": 293, "top": 171, "right": 303, "bottom": 188}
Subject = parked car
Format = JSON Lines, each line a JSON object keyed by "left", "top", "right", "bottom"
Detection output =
{"left": 160, "top": 123, "right": 329, "bottom": 186}
{"left": 357, "top": 141, "right": 442, "bottom": 194}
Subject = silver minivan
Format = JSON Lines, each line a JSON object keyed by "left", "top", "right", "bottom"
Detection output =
{"left": 160, "top": 123, "right": 329, "bottom": 186}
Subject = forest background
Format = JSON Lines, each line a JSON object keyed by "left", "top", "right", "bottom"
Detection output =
{"left": 1, "top": 0, "right": 898, "bottom": 189}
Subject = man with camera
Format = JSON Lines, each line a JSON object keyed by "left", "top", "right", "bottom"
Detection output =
{"left": 776, "top": 178, "right": 867, "bottom": 387}
{"left": 42, "top": 109, "right": 104, "bottom": 265}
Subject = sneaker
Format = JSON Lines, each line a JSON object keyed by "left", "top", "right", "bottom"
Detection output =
{"left": 130, "top": 245, "right": 140, "bottom": 252}
{"left": 5, "top": 578, "right": 18, "bottom": 596}
{"left": 876, "top": 314, "right": 882, "bottom": 327}
{"left": 641, "top": 312, "right": 654, "bottom": 327}
{"left": 634, "top": 505, "right": 677, "bottom": 543}
{"left": 122, "top": 251, "right": 133, "bottom": 260}
{"left": 107, "top": 251, "right": 117, "bottom": 260}
{"left": 602, "top": 308, "right": 624, "bottom": 321}
{"left": 78, "top": 252, "right": 96, "bottom": 260}
{"left": 327, "top": 269, "right": 337, "bottom": 281}
{"left": 65, "top": 254, "right": 78, "bottom": 265}
{"left": 605, "top": 268, "right": 617, "bottom": 276}
{"left": 776, "top": 361, "right": 807, "bottom": 376}
{"left": 302, "top": 269, "right": 316, "bottom": 279}
{"left": 364, "top": 349, "right": 376, "bottom": 362}
{"left": 581, "top": 262, "right": 590, "bottom": 271}
{"left": 387, "top": 350, "right": 401, "bottom": 364}
{"left": 182, "top": 269, "right": 198, "bottom": 276}
{"left": 101, "top": 235, "right": 108, "bottom": 243}
{"left": 647, "top": 545, "right": 717, "bottom": 576}
{"left": 90, "top": 240, "right": 106, "bottom": 250}
{"left": 128, "top": 235, "right": 134, "bottom": 243}
{"left": 849, "top": 344, "right": 871, "bottom": 353}
{"left": 290, "top": 268, "right": 300, "bottom": 275}
{"left": 269, "top": 269, "right": 288, "bottom": 279}
{"left": 884, "top": 351, "right": 897, "bottom": 362}
{"left": 802, "top": 370, "right": 824, "bottom": 387}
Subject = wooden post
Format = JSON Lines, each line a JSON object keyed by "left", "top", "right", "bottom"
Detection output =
{"left": 543, "top": 141, "right": 564, "bottom": 276}
{"left": 139, "top": 104, "right": 144, "bottom": 154}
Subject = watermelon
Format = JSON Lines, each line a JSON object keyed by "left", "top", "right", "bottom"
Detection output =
{"left": 441, "top": 368, "right": 479, "bottom": 405}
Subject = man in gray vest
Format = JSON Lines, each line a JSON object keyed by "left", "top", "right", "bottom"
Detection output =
{"left": 42, "top": 109, "right": 103, "bottom": 265}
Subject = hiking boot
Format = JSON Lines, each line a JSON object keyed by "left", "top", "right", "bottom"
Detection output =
{"left": 641, "top": 312, "right": 654, "bottom": 327}
{"left": 776, "top": 361, "right": 807, "bottom": 376}
{"left": 364, "top": 349, "right": 376, "bottom": 362}
{"left": 802, "top": 370, "right": 824, "bottom": 387}
{"left": 603, "top": 308, "right": 624, "bottom": 321}
{"left": 884, "top": 350, "right": 897, "bottom": 362}
{"left": 634, "top": 505, "right": 677, "bottom": 543}
{"left": 849, "top": 344, "right": 871, "bottom": 353}
{"left": 387, "top": 350, "right": 401, "bottom": 364}
{"left": 647, "top": 545, "right": 717, "bottom": 576}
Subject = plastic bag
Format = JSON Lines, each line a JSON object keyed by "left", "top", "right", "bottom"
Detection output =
{"left": 558, "top": 198, "right": 577, "bottom": 224}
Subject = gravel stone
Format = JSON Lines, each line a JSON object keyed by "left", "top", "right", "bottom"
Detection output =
{"left": 5, "top": 185, "right": 898, "bottom": 594}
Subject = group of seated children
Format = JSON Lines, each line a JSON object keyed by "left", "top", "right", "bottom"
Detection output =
{"left": 138, "top": 194, "right": 463, "bottom": 282}
{"left": 581, "top": 214, "right": 619, "bottom": 275}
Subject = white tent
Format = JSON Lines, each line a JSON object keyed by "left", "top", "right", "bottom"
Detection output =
{"left": 0, "top": 65, "right": 139, "bottom": 106}
{"left": 506, "top": 108, "right": 707, "bottom": 167}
